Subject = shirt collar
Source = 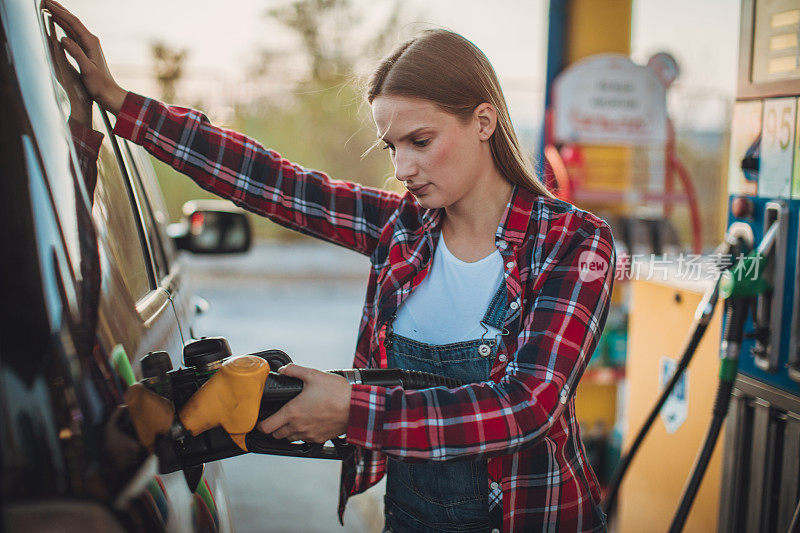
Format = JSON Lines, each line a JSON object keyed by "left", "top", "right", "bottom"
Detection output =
{"left": 420, "top": 184, "right": 537, "bottom": 245}
{"left": 421, "top": 206, "right": 443, "bottom": 233}
{"left": 496, "top": 185, "right": 537, "bottom": 245}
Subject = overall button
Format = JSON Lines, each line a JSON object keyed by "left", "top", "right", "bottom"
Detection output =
{"left": 506, "top": 261, "right": 516, "bottom": 269}
{"left": 492, "top": 529, "right": 501, "bottom": 533}
{"left": 498, "top": 354, "right": 507, "bottom": 363}
{"left": 509, "top": 301, "right": 519, "bottom": 310}
{"left": 478, "top": 344, "right": 492, "bottom": 357}
{"left": 490, "top": 481, "right": 500, "bottom": 490}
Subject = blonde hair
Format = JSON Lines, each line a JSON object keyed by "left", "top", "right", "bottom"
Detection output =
{"left": 367, "top": 29, "right": 554, "bottom": 198}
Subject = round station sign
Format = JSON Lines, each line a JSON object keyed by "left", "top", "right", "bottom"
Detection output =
{"left": 553, "top": 54, "right": 668, "bottom": 146}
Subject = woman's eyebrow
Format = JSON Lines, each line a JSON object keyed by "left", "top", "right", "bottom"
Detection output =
{"left": 380, "top": 126, "right": 432, "bottom": 143}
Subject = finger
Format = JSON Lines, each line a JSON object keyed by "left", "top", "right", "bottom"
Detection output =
{"left": 277, "top": 363, "right": 313, "bottom": 380}
{"left": 44, "top": 1, "right": 79, "bottom": 36}
{"left": 47, "top": 18, "right": 68, "bottom": 68}
{"left": 46, "top": 9, "right": 79, "bottom": 44}
{"left": 61, "top": 36, "right": 90, "bottom": 70}
{"left": 271, "top": 425, "right": 299, "bottom": 441}
{"left": 46, "top": 12, "right": 56, "bottom": 39}
{"left": 45, "top": 0, "right": 96, "bottom": 51}
{"left": 45, "top": 16, "right": 59, "bottom": 56}
{"left": 256, "top": 409, "right": 290, "bottom": 435}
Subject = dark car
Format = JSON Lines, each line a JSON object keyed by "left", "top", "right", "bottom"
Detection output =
{"left": 0, "top": 0, "right": 251, "bottom": 530}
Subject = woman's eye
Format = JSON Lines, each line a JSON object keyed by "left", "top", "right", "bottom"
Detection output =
{"left": 382, "top": 143, "right": 395, "bottom": 152}
{"left": 412, "top": 139, "right": 430, "bottom": 148}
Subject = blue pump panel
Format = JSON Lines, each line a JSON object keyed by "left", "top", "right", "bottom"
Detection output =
{"left": 727, "top": 196, "right": 800, "bottom": 395}
{"left": 726, "top": 93, "right": 800, "bottom": 394}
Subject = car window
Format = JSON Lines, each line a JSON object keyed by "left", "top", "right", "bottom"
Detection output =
{"left": 124, "top": 142, "right": 179, "bottom": 269}
{"left": 102, "top": 113, "right": 170, "bottom": 282}
{"left": 123, "top": 144, "right": 170, "bottom": 281}
{"left": 91, "top": 108, "right": 153, "bottom": 300}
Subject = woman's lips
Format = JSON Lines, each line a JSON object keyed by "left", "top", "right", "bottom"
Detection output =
{"left": 407, "top": 183, "right": 430, "bottom": 195}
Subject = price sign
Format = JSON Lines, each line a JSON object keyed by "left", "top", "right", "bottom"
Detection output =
{"left": 759, "top": 97, "right": 796, "bottom": 198}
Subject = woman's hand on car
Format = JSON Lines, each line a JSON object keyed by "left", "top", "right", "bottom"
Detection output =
{"left": 256, "top": 364, "right": 352, "bottom": 444}
{"left": 43, "top": 0, "right": 127, "bottom": 115}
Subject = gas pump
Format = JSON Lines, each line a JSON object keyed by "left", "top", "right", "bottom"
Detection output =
{"left": 718, "top": 1, "right": 800, "bottom": 531}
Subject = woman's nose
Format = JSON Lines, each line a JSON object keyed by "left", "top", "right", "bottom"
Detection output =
{"left": 393, "top": 151, "right": 417, "bottom": 182}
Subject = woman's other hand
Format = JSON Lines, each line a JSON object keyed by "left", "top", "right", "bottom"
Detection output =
{"left": 256, "top": 364, "right": 352, "bottom": 444}
{"left": 44, "top": 0, "right": 127, "bottom": 115}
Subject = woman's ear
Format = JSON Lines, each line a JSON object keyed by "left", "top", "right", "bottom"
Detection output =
{"left": 474, "top": 103, "right": 497, "bottom": 141}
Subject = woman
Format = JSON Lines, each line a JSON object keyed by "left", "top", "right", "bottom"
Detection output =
{"left": 46, "top": 1, "right": 614, "bottom": 530}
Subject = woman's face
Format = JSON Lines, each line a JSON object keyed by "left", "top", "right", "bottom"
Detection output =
{"left": 371, "top": 95, "right": 487, "bottom": 210}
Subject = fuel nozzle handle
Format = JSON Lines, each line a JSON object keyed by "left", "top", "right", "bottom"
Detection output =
{"left": 152, "top": 354, "right": 467, "bottom": 471}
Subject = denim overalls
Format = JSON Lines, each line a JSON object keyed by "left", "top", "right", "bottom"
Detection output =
{"left": 382, "top": 283, "right": 507, "bottom": 533}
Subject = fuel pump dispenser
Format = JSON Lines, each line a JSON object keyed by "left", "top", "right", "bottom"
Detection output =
{"left": 717, "top": 1, "right": 800, "bottom": 531}
{"left": 603, "top": 3, "right": 800, "bottom": 529}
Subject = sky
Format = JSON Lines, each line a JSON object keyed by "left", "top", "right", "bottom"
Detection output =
{"left": 61, "top": 0, "right": 741, "bottom": 132}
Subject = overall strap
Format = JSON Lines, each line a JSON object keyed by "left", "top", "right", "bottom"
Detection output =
{"left": 480, "top": 281, "right": 508, "bottom": 331}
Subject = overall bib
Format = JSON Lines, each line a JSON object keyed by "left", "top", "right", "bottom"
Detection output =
{"left": 382, "top": 283, "right": 507, "bottom": 533}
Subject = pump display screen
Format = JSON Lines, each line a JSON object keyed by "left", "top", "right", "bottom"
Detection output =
{"left": 752, "top": 0, "right": 800, "bottom": 83}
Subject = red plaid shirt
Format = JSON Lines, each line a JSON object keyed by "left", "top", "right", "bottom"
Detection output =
{"left": 114, "top": 92, "right": 614, "bottom": 532}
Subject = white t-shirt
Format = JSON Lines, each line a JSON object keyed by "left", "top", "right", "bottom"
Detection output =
{"left": 393, "top": 236, "right": 504, "bottom": 345}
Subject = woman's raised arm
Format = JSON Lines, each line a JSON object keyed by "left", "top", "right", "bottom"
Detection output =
{"left": 46, "top": 0, "right": 402, "bottom": 256}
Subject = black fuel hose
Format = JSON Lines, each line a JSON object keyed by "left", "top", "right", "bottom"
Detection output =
{"left": 668, "top": 297, "right": 748, "bottom": 533}
{"left": 602, "top": 279, "right": 721, "bottom": 519}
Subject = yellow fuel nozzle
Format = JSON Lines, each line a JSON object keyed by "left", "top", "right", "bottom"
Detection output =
{"left": 178, "top": 355, "right": 269, "bottom": 450}
{"left": 125, "top": 383, "right": 176, "bottom": 450}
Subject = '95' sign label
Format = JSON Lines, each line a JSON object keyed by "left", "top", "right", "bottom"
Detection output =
{"left": 760, "top": 97, "right": 796, "bottom": 198}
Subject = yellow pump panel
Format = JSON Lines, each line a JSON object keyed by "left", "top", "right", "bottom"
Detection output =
{"left": 618, "top": 277, "right": 723, "bottom": 532}
{"left": 566, "top": 0, "right": 632, "bottom": 62}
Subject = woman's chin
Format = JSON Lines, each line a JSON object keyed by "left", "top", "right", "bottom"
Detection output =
{"left": 414, "top": 197, "right": 442, "bottom": 210}
{"left": 409, "top": 192, "right": 445, "bottom": 210}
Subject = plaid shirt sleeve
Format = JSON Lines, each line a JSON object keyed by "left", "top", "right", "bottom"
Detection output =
{"left": 112, "top": 92, "right": 402, "bottom": 256}
{"left": 346, "top": 213, "right": 615, "bottom": 460}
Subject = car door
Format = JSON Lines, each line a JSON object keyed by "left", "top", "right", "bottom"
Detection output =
{"left": 89, "top": 106, "right": 233, "bottom": 532}
{"left": 106, "top": 123, "right": 235, "bottom": 533}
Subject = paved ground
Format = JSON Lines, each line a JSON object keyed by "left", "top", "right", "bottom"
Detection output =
{"left": 185, "top": 241, "right": 385, "bottom": 533}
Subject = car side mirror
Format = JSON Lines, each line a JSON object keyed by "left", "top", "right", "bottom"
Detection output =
{"left": 168, "top": 200, "right": 252, "bottom": 254}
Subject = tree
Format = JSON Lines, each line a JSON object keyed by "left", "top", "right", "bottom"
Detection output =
{"left": 150, "top": 41, "right": 188, "bottom": 103}
{"left": 266, "top": 0, "right": 405, "bottom": 85}
{"left": 150, "top": 1, "right": 417, "bottom": 241}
